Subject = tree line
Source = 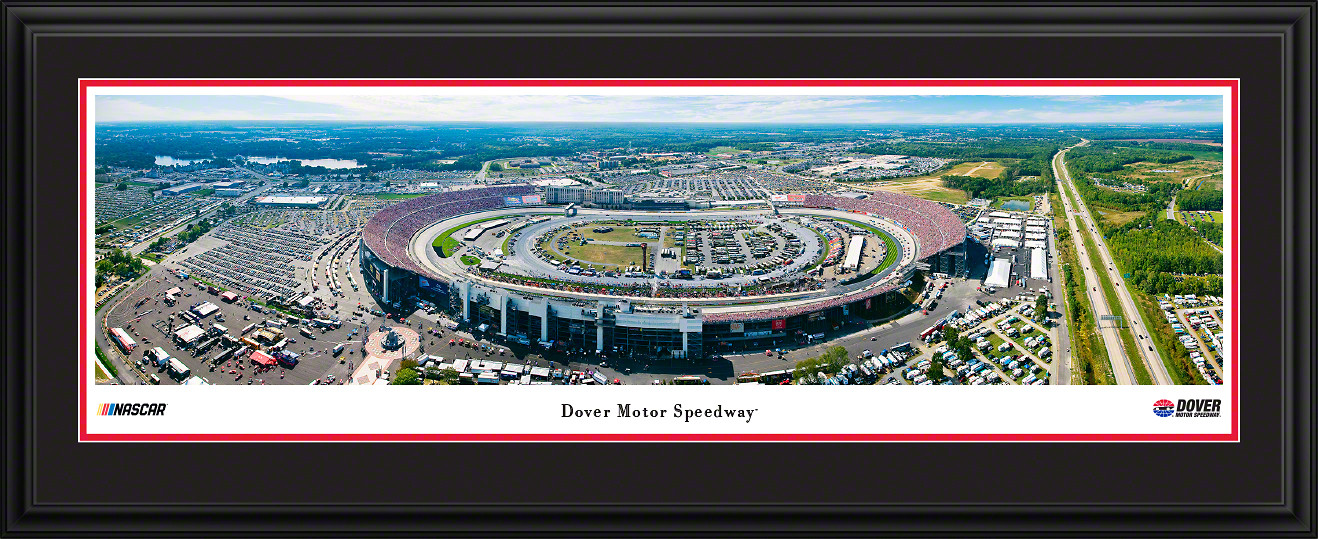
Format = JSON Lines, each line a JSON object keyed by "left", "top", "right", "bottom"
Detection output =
{"left": 1105, "top": 215, "right": 1223, "bottom": 296}
{"left": 1176, "top": 188, "right": 1223, "bottom": 211}
{"left": 95, "top": 249, "right": 146, "bottom": 287}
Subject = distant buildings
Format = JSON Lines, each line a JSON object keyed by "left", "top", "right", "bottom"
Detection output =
{"left": 161, "top": 183, "right": 205, "bottom": 196}
{"left": 252, "top": 195, "right": 329, "bottom": 208}
{"left": 543, "top": 185, "right": 687, "bottom": 210}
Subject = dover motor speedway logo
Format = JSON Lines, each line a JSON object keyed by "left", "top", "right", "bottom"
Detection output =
{"left": 1153, "top": 399, "right": 1221, "bottom": 418}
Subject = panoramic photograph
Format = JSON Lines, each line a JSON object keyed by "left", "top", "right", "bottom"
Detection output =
{"left": 90, "top": 91, "right": 1229, "bottom": 388}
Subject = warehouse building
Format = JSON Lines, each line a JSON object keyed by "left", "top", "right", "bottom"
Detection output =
{"left": 162, "top": 183, "right": 205, "bottom": 196}
{"left": 252, "top": 195, "right": 329, "bottom": 208}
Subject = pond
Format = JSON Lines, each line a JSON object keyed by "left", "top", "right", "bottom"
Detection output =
{"left": 154, "top": 156, "right": 208, "bottom": 166}
{"left": 245, "top": 156, "right": 361, "bottom": 169}
{"left": 1000, "top": 200, "right": 1032, "bottom": 211}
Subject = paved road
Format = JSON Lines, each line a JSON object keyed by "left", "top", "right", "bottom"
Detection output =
{"left": 1052, "top": 141, "right": 1135, "bottom": 385}
{"left": 1044, "top": 208, "right": 1072, "bottom": 385}
{"left": 1055, "top": 140, "right": 1170, "bottom": 384}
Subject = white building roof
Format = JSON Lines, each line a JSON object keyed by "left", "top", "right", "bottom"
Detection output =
{"left": 254, "top": 195, "right": 328, "bottom": 205}
{"left": 1030, "top": 248, "right": 1048, "bottom": 280}
{"left": 843, "top": 235, "right": 866, "bottom": 270}
{"left": 985, "top": 258, "right": 1012, "bottom": 288}
{"left": 193, "top": 302, "right": 219, "bottom": 317}
{"left": 174, "top": 324, "right": 206, "bottom": 343}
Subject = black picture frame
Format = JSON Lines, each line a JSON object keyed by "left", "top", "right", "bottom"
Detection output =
{"left": 3, "top": 2, "right": 1312, "bottom": 536}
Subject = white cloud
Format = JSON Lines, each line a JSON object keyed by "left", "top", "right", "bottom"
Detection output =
{"left": 96, "top": 94, "right": 1224, "bottom": 124}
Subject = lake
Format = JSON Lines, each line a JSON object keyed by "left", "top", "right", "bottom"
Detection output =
{"left": 154, "top": 156, "right": 208, "bottom": 166}
{"left": 246, "top": 156, "right": 361, "bottom": 169}
{"left": 1000, "top": 200, "right": 1032, "bottom": 211}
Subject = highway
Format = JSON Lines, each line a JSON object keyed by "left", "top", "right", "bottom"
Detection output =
{"left": 1054, "top": 140, "right": 1171, "bottom": 385}
{"left": 1052, "top": 141, "right": 1134, "bottom": 384}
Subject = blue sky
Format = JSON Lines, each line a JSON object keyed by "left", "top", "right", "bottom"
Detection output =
{"left": 96, "top": 94, "right": 1224, "bottom": 124}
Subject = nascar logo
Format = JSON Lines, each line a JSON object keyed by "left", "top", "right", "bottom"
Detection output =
{"left": 97, "top": 403, "right": 167, "bottom": 416}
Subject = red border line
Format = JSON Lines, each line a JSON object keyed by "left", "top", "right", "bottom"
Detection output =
{"left": 79, "top": 79, "right": 1240, "bottom": 442}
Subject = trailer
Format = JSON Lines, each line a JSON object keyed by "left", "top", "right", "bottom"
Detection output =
{"left": 167, "top": 357, "right": 190, "bottom": 379}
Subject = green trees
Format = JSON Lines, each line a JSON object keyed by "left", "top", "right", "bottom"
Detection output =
{"left": 792, "top": 346, "right": 851, "bottom": 382}
{"left": 941, "top": 174, "right": 1052, "bottom": 200}
{"left": 927, "top": 354, "right": 946, "bottom": 383}
{"left": 857, "top": 138, "right": 1072, "bottom": 161}
{"left": 115, "top": 182, "right": 129, "bottom": 191}
{"left": 1177, "top": 189, "right": 1223, "bottom": 211}
{"left": 488, "top": 163, "right": 503, "bottom": 172}
{"left": 1034, "top": 294, "right": 1049, "bottom": 324}
{"left": 1065, "top": 141, "right": 1195, "bottom": 173}
{"left": 1101, "top": 215, "right": 1223, "bottom": 296}
{"left": 391, "top": 368, "right": 421, "bottom": 385}
{"left": 95, "top": 249, "right": 146, "bottom": 284}
{"left": 432, "top": 368, "right": 461, "bottom": 385}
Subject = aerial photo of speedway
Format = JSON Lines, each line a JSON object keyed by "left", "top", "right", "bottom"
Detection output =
{"left": 93, "top": 118, "right": 1227, "bottom": 388}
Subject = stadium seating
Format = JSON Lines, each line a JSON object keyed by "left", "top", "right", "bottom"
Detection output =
{"left": 801, "top": 193, "right": 965, "bottom": 256}
{"left": 362, "top": 185, "right": 533, "bottom": 278}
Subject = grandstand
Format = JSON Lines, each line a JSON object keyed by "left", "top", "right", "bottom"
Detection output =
{"left": 361, "top": 185, "right": 533, "bottom": 280}
{"left": 361, "top": 186, "right": 965, "bottom": 358}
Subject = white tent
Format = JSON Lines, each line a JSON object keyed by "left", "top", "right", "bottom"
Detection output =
{"left": 985, "top": 258, "right": 1011, "bottom": 288}
{"left": 991, "top": 238, "right": 1020, "bottom": 249}
{"left": 1023, "top": 240, "right": 1048, "bottom": 249}
{"left": 1030, "top": 248, "right": 1048, "bottom": 280}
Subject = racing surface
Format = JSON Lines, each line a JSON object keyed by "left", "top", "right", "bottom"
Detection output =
{"left": 407, "top": 206, "right": 913, "bottom": 314}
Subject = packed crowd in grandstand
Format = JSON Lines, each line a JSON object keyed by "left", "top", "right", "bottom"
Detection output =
{"left": 361, "top": 185, "right": 534, "bottom": 278}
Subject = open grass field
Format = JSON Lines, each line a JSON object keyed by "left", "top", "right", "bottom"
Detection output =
{"left": 433, "top": 216, "right": 508, "bottom": 257}
{"left": 705, "top": 146, "right": 743, "bottom": 156}
{"left": 852, "top": 160, "right": 1008, "bottom": 205}
{"left": 957, "top": 160, "right": 1008, "bottom": 178}
{"left": 1093, "top": 206, "right": 1148, "bottom": 227}
{"left": 1179, "top": 173, "right": 1224, "bottom": 190}
{"left": 1121, "top": 159, "right": 1223, "bottom": 182}
{"left": 558, "top": 242, "right": 646, "bottom": 268}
